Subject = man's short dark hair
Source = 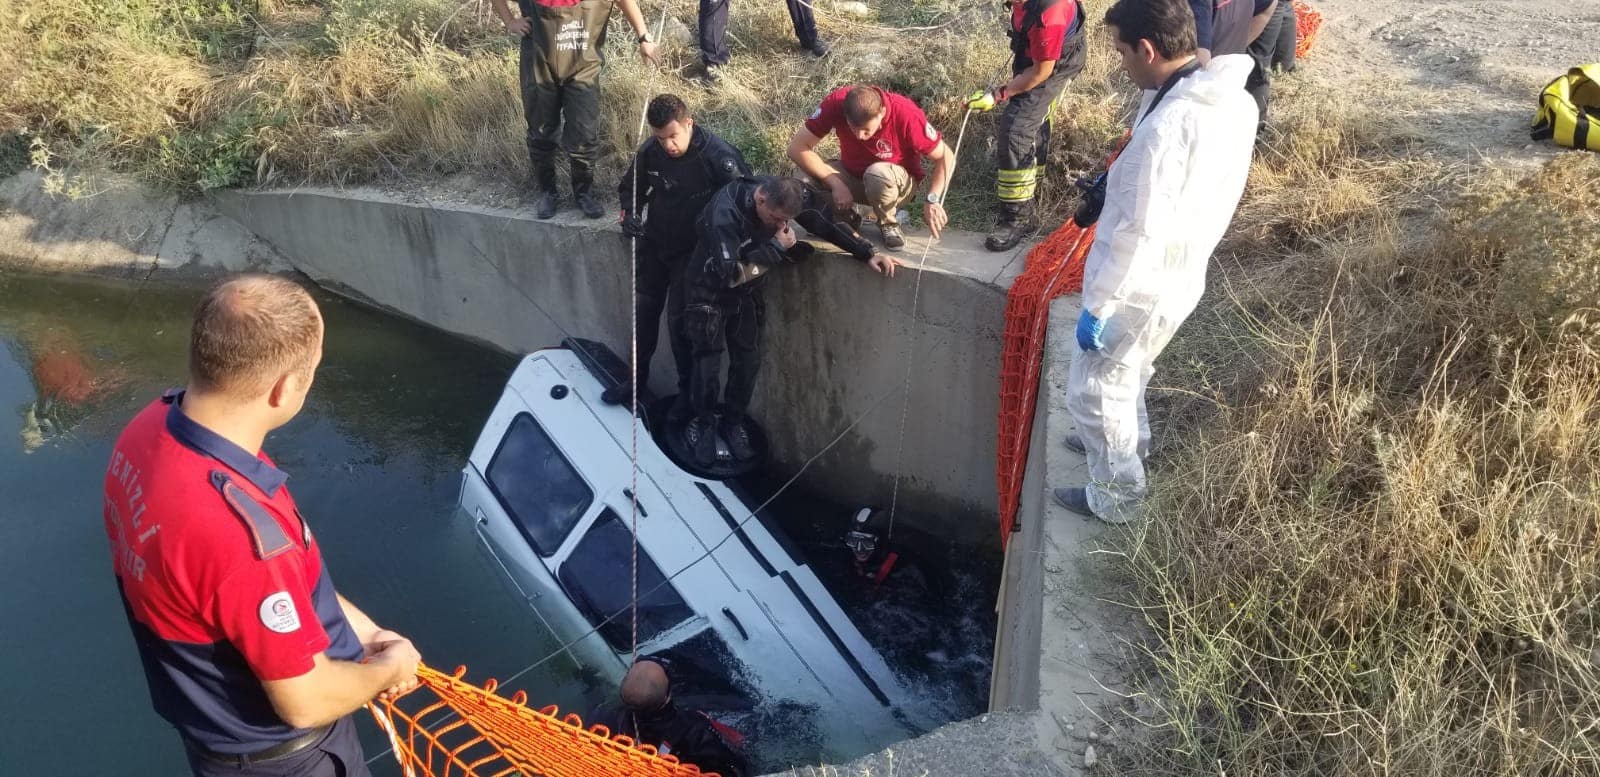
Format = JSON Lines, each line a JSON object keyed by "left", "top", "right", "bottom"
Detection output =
{"left": 757, "top": 176, "right": 806, "bottom": 216}
{"left": 646, "top": 94, "right": 690, "bottom": 130}
{"left": 190, "top": 275, "right": 321, "bottom": 398}
{"left": 843, "top": 86, "right": 885, "bottom": 127}
{"left": 1104, "top": 0, "right": 1198, "bottom": 59}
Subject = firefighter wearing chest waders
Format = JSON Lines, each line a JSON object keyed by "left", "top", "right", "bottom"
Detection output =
{"left": 491, "top": 0, "right": 658, "bottom": 220}
{"left": 967, "top": 0, "right": 1088, "bottom": 252}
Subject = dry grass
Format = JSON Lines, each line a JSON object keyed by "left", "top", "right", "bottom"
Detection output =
{"left": 2, "top": 0, "right": 1134, "bottom": 227}
{"left": 1121, "top": 63, "right": 1600, "bottom": 773}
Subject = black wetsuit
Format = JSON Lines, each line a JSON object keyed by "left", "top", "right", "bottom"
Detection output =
{"left": 676, "top": 179, "right": 875, "bottom": 425}
{"left": 587, "top": 701, "right": 751, "bottom": 777}
{"left": 517, "top": 0, "right": 610, "bottom": 198}
{"left": 617, "top": 127, "right": 750, "bottom": 396}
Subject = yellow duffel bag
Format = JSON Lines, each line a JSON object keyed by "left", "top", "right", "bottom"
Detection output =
{"left": 1533, "top": 64, "right": 1600, "bottom": 151}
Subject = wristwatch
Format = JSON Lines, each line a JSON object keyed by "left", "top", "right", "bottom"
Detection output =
{"left": 925, "top": 192, "right": 943, "bottom": 205}
{"left": 637, "top": 32, "right": 652, "bottom": 44}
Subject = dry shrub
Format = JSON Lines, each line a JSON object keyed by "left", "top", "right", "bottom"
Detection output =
{"left": 1126, "top": 151, "right": 1600, "bottom": 776}
{"left": 2, "top": 0, "right": 1140, "bottom": 219}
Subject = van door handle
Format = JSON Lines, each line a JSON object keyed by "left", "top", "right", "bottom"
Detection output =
{"left": 721, "top": 607, "right": 749, "bottom": 641}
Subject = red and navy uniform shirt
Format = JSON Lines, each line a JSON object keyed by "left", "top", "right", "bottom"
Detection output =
{"left": 1010, "top": 0, "right": 1081, "bottom": 69}
{"left": 803, "top": 86, "right": 942, "bottom": 182}
{"left": 102, "top": 391, "right": 363, "bottom": 754}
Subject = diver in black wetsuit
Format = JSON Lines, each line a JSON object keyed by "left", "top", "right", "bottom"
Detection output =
{"left": 588, "top": 660, "right": 751, "bottom": 777}
{"left": 673, "top": 176, "right": 895, "bottom": 467}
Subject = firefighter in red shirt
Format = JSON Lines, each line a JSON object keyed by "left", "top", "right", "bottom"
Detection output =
{"left": 102, "top": 275, "right": 421, "bottom": 776}
{"left": 786, "top": 85, "right": 954, "bottom": 250}
{"left": 966, "top": 0, "right": 1088, "bottom": 252}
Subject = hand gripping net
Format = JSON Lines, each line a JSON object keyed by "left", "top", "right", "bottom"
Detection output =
{"left": 368, "top": 665, "right": 719, "bottom": 777}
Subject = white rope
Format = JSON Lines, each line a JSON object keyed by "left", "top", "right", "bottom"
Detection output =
{"left": 366, "top": 702, "right": 419, "bottom": 777}
{"left": 884, "top": 107, "right": 974, "bottom": 542}
{"left": 628, "top": 1, "right": 669, "bottom": 668}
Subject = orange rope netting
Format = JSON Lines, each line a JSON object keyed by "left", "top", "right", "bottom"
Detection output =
{"left": 368, "top": 665, "right": 718, "bottom": 777}
{"left": 994, "top": 212, "right": 1099, "bottom": 543}
{"left": 1294, "top": 0, "right": 1323, "bottom": 59}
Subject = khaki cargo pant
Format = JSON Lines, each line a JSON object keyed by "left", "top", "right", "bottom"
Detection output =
{"left": 814, "top": 159, "right": 915, "bottom": 228}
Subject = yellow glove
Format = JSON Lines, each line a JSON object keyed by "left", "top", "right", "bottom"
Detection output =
{"left": 966, "top": 89, "right": 998, "bottom": 112}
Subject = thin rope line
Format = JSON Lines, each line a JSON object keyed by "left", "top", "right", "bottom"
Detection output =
{"left": 628, "top": 1, "right": 669, "bottom": 669}
{"left": 884, "top": 106, "right": 973, "bottom": 543}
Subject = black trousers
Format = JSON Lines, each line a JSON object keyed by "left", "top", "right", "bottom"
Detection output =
{"left": 632, "top": 241, "right": 692, "bottom": 393}
{"left": 677, "top": 285, "right": 764, "bottom": 422}
{"left": 520, "top": 38, "right": 600, "bottom": 195}
{"left": 1246, "top": 0, "right": 1297, "bottom": 121}
{"left": 994, "top": 65, "right": 1073, "bottom": 217}
{"left": 698, "top": 0, "right": 817, "bottom": 65}
{"left": 185, "top": 716, "right": 370, "bottom": 777}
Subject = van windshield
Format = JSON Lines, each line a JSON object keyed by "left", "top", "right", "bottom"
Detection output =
{"left": 558, "top": 509, "right": 694, "bottom": 651}
{"left": 486, "top": 413, "right": 593, "bottom": 556}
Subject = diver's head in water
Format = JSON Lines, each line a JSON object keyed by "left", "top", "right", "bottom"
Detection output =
{"left": 621, "top": 659, "right": 672, "bottom": 712}
{"left": 844, "top": 507, "right": 884, "bottom": 564}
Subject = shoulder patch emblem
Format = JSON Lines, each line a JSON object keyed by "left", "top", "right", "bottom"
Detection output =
{"left": 924, "top": 122, "right": 938, "bottom": 141}
{"left": 721, "top": 157, "right": 739, "bottom": 175}
{"left": 259, "top": 591, "right": 301, "bottom": 634}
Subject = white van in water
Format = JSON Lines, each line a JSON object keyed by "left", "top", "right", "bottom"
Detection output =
{"left": 458, "top": 339, "right": 914, "bottom": 744}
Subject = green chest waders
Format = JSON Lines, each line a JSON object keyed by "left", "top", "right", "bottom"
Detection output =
{"left": 518, "top": 0, "right": 610, "bottom": 196}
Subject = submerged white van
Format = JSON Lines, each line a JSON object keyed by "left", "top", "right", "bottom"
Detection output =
{"left": 458, "top": 339, "right": 918, "bottom": 748}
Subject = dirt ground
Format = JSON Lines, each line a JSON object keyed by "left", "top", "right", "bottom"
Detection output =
{"left": 1303, "top": 0, "right": 1599, "bottom": 166}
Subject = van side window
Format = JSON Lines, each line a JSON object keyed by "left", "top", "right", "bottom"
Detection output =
{"left": 486, "top": 413, "right": 594, "bottom": 556}
{"left": 559, "top": 509, "right": 694, "bottom": 651}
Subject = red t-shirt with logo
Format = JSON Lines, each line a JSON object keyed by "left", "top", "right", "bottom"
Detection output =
{"left": 803, "top": 86, "right": 942, "bottom": 181}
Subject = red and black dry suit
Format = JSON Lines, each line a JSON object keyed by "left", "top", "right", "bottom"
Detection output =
{"left": 517, "top": 0, "right": 610, "bottom": 199}
{"left": 994, "top": 0, "right": 1086, "bottom": 220}
{"left": 676, "top": 179, "right": 875, "bottom": 425}
{"left": 617, "top": 126, "right": 750, "bottom": 397}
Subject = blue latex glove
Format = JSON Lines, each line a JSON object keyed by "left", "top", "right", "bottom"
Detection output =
{"left": 1076, "top": 309, "right": 1105, "bottom": 351}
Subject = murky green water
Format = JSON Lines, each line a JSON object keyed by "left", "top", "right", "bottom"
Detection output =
{"left": 0, "top": 270, "right": 998, "bottom": 775}
{"left": 0, "top": 271, "right": 590, "bottom": 775}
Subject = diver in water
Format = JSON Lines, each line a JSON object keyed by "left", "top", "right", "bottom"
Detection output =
{"left": 589, "top": 659, "right": 751, "bottom": 777}
{"left": 843, "top": 506, "right": 901, "bottom": 586}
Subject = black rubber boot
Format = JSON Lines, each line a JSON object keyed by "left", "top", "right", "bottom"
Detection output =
{"left": 576, "top": 190, "right": 605, "bottom": 219}
{"left": 527, "top": 168, "right": 559, "bottom": 220}
{"left": 722, "top": 415, "right": 757, "bottom": 462}
{"left": 685, "top": 415, "right": 721, "bottom": 465}
{"left": 984, "top": 206, "right": 1040, "bottom": 252}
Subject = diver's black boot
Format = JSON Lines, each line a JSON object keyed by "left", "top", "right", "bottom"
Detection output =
{"left": 685, "top": 414, "right": 720, "bottom": 465}
{"left": 722, "top": 415, "right": 757, "bottom": 462}
{"left": 984, "top": 205, "right": 1040, "bottom": 252}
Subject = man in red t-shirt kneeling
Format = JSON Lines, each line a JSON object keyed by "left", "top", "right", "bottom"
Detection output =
{"left": 786, "top": 85, "right": 954, "bottom": 251}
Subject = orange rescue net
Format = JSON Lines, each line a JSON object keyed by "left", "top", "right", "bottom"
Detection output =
{"left": 368, "top": 665, "right": 718, "bottom": 777}
{"left": 994, "top": 211, "right": 1099, "bottom": 543}
{"left": 1294, "top": 0, "right": 1323, "bottom": 59}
